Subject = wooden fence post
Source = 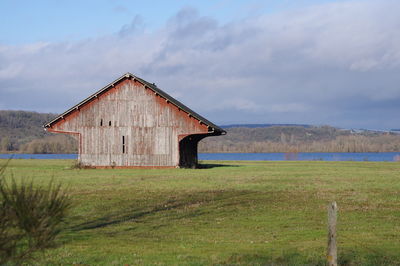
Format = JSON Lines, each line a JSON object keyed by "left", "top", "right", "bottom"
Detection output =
{"left": 327, "top": 201, "right": 338, "bottom": 266}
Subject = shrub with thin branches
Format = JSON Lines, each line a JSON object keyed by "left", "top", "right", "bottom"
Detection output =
{"left": 0, "top": 161, "right": 71, "bottom": 264}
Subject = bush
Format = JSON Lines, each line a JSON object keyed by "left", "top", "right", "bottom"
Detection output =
{"left": 0, "top": 161, "right": 71, "bottom": 264}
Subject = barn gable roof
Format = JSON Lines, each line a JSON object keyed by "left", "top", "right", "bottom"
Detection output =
{"left": 44, "top": 73, "right": 226, "bottom": 134}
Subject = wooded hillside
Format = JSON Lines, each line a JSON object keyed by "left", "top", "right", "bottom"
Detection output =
{"left": 0, "top": 110, "right": 77, "bottom": 153}
{"left": 0, "top": 110, "right": 399, "bottom": 153}
{"left": 199, "top": 126, "right": 400, "bottom": 153}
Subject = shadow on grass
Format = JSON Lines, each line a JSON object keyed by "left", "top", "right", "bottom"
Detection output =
{"left": 220, "top": 251, "right": 324, "bottom": 266}
{"left": 338, "top": 250, "right": 400, "bottom": 266}
{"left": 219, "top": 250, "right": 400, "bottom": 266}
{"left": 197, "top": 163, "right": 240, "bottom": 169}
{"left": 70, "top": 189, "right": 253, "bottom": 231}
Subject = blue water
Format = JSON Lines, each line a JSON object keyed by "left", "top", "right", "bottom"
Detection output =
{"left": 0, "top": 154, "right": 77, "bottom": 159}
{"left": 1, "top": 152, "right": 399, "bottom": 162}
{"left": 200, "top": 152, "right": 400, "bottom": 162}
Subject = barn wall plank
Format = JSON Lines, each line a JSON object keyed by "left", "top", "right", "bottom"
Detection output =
{"left": 52, "top": 79, "right": 210, "bottom": 167}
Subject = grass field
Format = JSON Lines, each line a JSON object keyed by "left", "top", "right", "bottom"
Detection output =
{"left": 1, "top": 159, "right": 400, "bottom": 265}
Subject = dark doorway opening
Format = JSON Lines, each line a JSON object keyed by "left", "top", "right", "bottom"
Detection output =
{"left": 179, "top": 134, "right": 210, "bottom": 168}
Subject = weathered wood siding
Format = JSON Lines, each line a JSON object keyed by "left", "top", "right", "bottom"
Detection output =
{"left": 51, "top": 79, "right": 209, "bottom": 167}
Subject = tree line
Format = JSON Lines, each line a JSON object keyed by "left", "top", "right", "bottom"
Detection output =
{"left": 198, "top": 126, "right": 400, "bottom": 153}
{"left": 1, "top": 110, "right": 399, "bottom": 153}
{"left": 0, "top": 110, "right": 77, "bottom": 153}
{"left": 199, "top": 134, "right": 400, "bottom": 153}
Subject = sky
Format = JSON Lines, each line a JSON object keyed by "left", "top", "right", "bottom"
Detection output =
{"left": 0, "top": 0, "right": 399, "bottom": 130}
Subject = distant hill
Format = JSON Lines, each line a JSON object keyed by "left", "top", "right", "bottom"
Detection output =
{"left": 0, "top": 110, "right": 55, "bottom": 140}
{"left": 199, "top": 125, "right": 400, "bottom": 153}
{"left": 221, "top": 124, "right": 311, "bottom": 129}
{"left": 0, "top": 110, "right": 77, "bottom": 153}
{"left": 0, "top": 110, "right": 399, "bottom": 153}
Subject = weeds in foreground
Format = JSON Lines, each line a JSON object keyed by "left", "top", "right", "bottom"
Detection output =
{"left": 0, "top": 160, "right": 71, "bottom": 265}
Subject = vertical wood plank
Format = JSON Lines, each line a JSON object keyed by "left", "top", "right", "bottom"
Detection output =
{"left": 53, "top": 79, "right": 211, "bottom": 167}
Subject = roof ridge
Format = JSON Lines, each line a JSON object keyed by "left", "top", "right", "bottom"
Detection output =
{"left": 44, "top": 73, "right": 226, "bottom": 134}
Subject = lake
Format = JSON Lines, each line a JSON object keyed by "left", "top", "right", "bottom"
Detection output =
{"left": 1, "top": 152, "right": 399, "bottom": 162}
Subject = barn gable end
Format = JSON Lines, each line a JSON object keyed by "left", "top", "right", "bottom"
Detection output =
{"left": 44, "top": 73, "right": 225, "bottom": 168}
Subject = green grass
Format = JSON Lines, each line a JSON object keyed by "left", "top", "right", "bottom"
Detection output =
{"left": 1, "top": 159, "right": 400, "bottom": 265}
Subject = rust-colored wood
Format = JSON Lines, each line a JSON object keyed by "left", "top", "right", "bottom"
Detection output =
{"left": 49, "top": 78, "right": 213, "bottom": 168}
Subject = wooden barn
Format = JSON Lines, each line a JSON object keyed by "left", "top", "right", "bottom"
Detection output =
{"left": 44, "top": 73, "right": 226, "bottom": 168}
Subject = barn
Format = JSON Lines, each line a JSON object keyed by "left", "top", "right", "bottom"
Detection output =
{"left": 44, "top": 73, "right": 226, "bottom": 168}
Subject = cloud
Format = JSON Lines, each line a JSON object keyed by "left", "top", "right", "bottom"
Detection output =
{"left": 0, "top": 63, "right": 23, "bottom": 79}
{"left": 113, "top": 5, "right": 131, "bottom": 15}
{"left": 119, "top": 15, "right": 144, "bottom": 37}
{"left": 0, "top": 1, "right": 399, "bottom": 129}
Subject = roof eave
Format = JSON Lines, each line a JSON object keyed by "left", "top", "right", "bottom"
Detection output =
{"left": 44, "top": 73, "right": 226, "bottom": 133}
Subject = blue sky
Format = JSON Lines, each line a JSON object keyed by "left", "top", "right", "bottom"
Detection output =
{"left": 1, "top": 0, "right": 341, "bottom": 44}
{"left": 0, "top": 0, "right": 399, "bottom": 129}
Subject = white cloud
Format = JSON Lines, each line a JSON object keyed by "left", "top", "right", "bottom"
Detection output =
{"left": 0, "top": 63, "right": 24, "bottom": 79}
{"left": 0, "top": 0, "right": 400, "bottom": 129}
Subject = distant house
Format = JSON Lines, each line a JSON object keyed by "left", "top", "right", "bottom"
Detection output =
{"left": 44, "top": 73, "right": 225, "bottom": 168}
